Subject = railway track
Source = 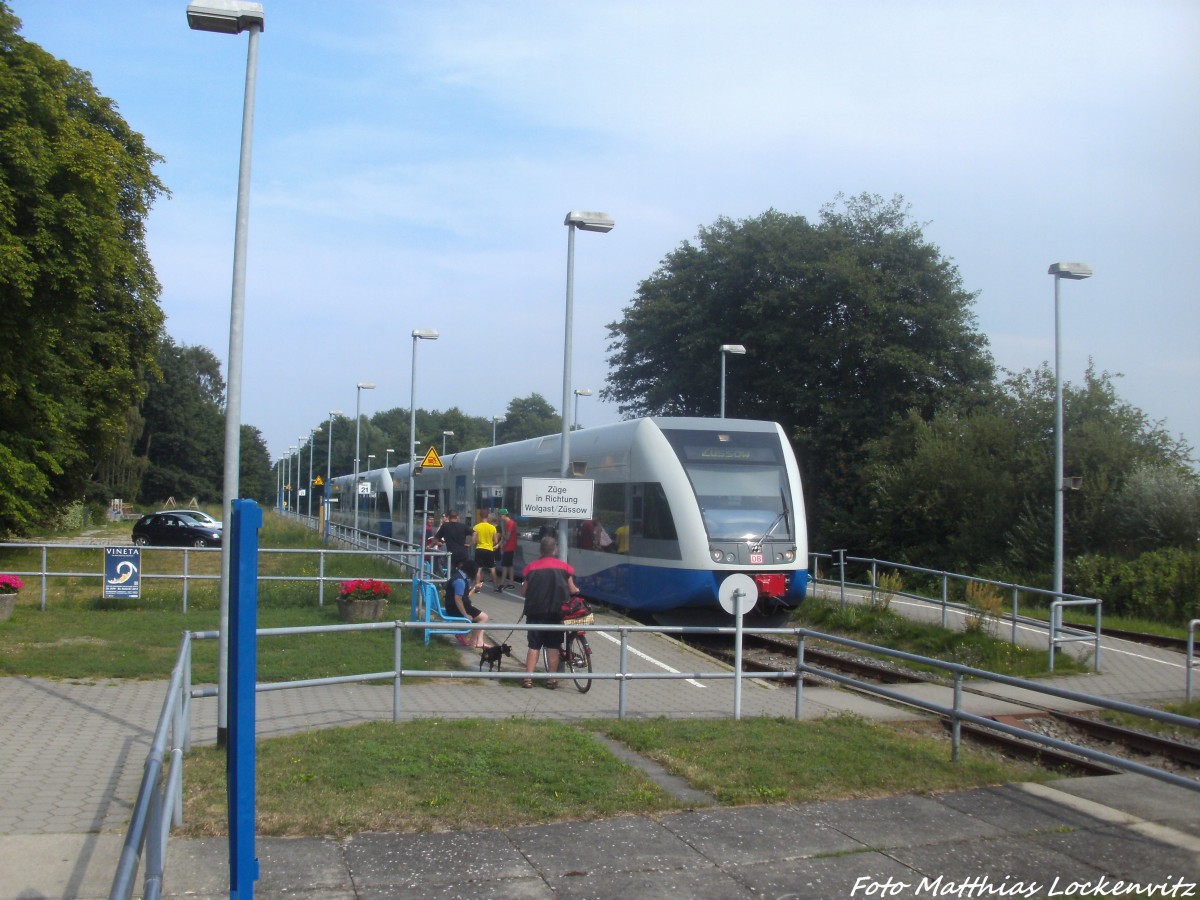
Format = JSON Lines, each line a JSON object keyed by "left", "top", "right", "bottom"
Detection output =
{"left": 685, "top": 631, "right": 1200, "bottom": 779}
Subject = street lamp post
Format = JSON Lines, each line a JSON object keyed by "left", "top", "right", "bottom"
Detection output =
{"left": 354, "top": 382, "right": 375, "bottom": 534}
{"left": 561, "top": 211, "right": 614, "bottom": 560}
{"left": 409, "top": 329, "right": 439, "bottom": 546}
{"left": 1048, "top": 262, "right": 1093, "bottom": 600}
{"left": 306, "top": 431, "right": 315, "bottom": 518}
{"left": 492, "top": 415, "right": 505, "bottom": 447}
{"left": 187, "top": 0, "right": 265, "bottom": 749}
{"left": 442, "top": 430, "right": 454, "bottom": 456}
{"left": 385, "top": 448, "right": 394, "bottom": 470}
{"left": 719, "top": 344, "right": 746, "bottom": 418}
{"left": 573, "top": 388, "right": 592, "bottom": 430}
{"left": 324, "top": 409, "right": 341, "bottom": 543}
{"left": 286, "top": 447, "right": 295, "bottom": 513}
{"left": 296, "top": 436, "right": 305, "bottom": 514}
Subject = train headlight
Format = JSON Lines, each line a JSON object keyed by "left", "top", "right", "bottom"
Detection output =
{"left": 783, "top": 549, "right": 795, "bottom": 562}
{"left": 710, "top": 548, "right": 723, "bottom": 562}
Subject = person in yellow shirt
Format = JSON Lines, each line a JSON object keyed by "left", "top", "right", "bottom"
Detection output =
{"left": 470, "top": 511, "right": 501, "bottom": 592}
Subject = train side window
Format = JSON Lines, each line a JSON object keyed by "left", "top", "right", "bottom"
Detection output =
{"left": 630, "top": 482, "right": 680, "bottom": 559}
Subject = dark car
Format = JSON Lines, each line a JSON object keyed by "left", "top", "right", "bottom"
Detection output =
{"left": 132, "top": 513, "right": 223, "bottom": 548}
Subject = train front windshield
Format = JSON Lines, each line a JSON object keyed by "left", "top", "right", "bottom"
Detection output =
{"left": 660, "top": 428, "right": 795, "bottom": 543}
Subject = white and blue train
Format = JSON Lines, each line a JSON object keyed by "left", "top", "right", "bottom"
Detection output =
{"left": 328, "top": 417, "right": 809, "bottom": 625}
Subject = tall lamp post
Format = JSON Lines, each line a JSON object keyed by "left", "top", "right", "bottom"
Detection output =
{"left": 1048, "top": 262, "right": 1093, "bottom": 600}
{"left": 492, "top": 415, "right": 505, "bottom": 447}
{"left": 409, "top": 329, "right": 439, "bottom": 546}
{"left": 353, "top": 382, "right": 375, "bottom": 533}
{"left": 325, "top": 409, "right": 341, "bottom": 543}
{"left": 296, "top": 436, "right": 305, "bottom": 514}
{"left": 187, "top": 0, "right": 264, "bottom": 749}
{"left": 573, "top": 388, "right": 592, "bottom": 430}
{"left": 561, "top": 211, "right": 614, "bottom": 560}
{"left": 385, "top": 448, "right": 394, "bottom": 470}
{"left": 442, "top": 430, "right": 454, "bottom": 456}
{"left": 285, "top": 448, "right": 294, "bottom": 513}
{"left": 719, "top": 344, "right": 746, "bottom": 418}
{"left": 306, "top": 430, "right": 316, "bottom": 517}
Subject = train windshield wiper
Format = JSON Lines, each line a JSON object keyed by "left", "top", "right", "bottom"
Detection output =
{"left": 752, "top": 507, "right": 789, "bottom": 547}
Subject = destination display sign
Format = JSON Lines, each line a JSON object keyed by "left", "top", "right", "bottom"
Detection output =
{"left": 520, "top": 477, "right": 594, "bottom": 520}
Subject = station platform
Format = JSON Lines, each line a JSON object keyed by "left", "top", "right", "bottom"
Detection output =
{"left": 0, "top": 582, "right": 1195, "bottom": 898}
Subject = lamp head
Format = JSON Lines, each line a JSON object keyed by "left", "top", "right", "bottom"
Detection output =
{"left": 186, "top": 1, "right": 264, "bottom": 34}
{"left": 564, "top": 211, "right": 615, "bottom": 233}
{"left": 357, "top": 382, "right": 376, "bottom": 390}
{"left": 574, "top": 388, "right": 593, "bottom": 397}
{"left": 412, "top": 328, "right": 439, "bottom": 340}
{"left": 1048, "top": 262, "right": 1093, "bottom": 280}
{"left": 443, "top": 430, "right": 454, "bottom": 436}
{"left": 720, "top": 344, "right": 747, "bottom": 355}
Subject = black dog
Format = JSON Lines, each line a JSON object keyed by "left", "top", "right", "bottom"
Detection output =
{"left": 479, "top": 643, "right": 513, "bottom": 671}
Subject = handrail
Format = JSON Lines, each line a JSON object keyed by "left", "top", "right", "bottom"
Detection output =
{"left": 110, "top": 632, "right": 193, "bottom": 900}
{"left": 112, "top": 613, "right": 1200, "bottom": 894}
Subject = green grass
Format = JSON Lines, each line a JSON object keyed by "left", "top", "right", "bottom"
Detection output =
{"left": 0, "top": 512, "right": 459, "bottom": 680}
{"left": 181, "top": 716, "right": 1048, "bottom": 836}
{"left": 794, "top": 596, "right": 1088, "bottom": 677}
{"left": 0, "top": 601, "right": 458, "bottom": 681}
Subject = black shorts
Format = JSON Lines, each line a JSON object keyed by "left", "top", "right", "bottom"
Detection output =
{"left": 474, "top": 548, "right": 496, "bottom": 570}
{"left": 501, "top": 550, "right": 515, "bottom": 567}
{"left": 526, "top": 614, "right": 563, "bottom": 651}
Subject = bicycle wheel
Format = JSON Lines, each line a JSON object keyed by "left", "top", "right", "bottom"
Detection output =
{"left": 563, "top": 633, "right": 593, "bottom": 694}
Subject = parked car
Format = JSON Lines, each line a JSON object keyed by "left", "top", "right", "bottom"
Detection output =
{"left": 158, "top": 509, "right": 222, "bottom": 529}
{"left": 132, "top": 513, "right": 222, "bottom": 548}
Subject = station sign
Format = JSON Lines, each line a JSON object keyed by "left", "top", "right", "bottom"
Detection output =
{"left": 104, "top": 546, "right": 141, "bottom": 600}
{"left": 520, "top": 477, "right": 594, "bottom": 520}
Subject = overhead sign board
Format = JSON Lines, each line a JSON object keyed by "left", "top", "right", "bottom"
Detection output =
{"left": 104, "top": 546, "right": 141, "bottom": 600}
{"left": 520, "top": 477, "right": 594, "bottom": 520}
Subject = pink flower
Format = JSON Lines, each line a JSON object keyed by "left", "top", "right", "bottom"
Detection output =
{"left": 0, "top": 575, "right": 23, "bottom": 595}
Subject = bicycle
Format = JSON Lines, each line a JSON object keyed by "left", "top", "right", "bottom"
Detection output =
{"left": 539, "top": 621, "right": 593, "bottom": 694}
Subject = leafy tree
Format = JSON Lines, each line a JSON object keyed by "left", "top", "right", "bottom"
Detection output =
{"left": 1107, "top": 464, "right": 1200, "bottom": 556}
{"left": 857, "top": 363, "right": 1195, "bottom": 580}
{"left": 500, "top": 394, "right": 559, "bottom": 443}
{"left": 136, "top": 339, "right": 223, "bottom": 504}
{"left": 602, "top": 195, "right": 995, "bottom": 545}
{"left": 0, "top": 5, "right": 166, "bottom": 534}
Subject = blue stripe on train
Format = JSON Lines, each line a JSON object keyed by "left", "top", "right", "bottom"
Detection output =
{"left": 575, "top": 562, "right": 808, "bottom": 613}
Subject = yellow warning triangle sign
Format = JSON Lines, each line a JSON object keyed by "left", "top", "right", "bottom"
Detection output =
{"left": 420, "top": 446, "right": 444, "bottom": 469}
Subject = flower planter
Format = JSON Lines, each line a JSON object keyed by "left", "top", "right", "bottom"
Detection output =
{"left": 0, "top": 593, "right": 16, "bottom": 623}
{"left": 337, "top": 597, "right": 388, "bottom": 622}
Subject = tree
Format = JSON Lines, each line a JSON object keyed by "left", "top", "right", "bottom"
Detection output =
{"left": 855, "top": 363, "right": 1195, "bottom": 579}
{"left": 0, "top": 6, "right": 165, "bottom": 533}
{"left": 603, "top": 195, "right": 995, "bottom": 545}
{"left": 501, "top": 394, "right": 559, "bottom": 443}
{"left": 136, "top": 339, "right": 223, "bottom": 504}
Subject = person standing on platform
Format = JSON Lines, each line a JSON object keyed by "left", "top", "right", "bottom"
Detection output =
{"left": 470, "top": 509, "right": 501, "bottom": 592}
{"left": 434, "top": 510, "right": 470, "bottom": 574}
{"left": 520, "top": 536, "right": 577, "bottom": 689}
{"left": 499, "top": 508, "right": 519, "bottom": 589}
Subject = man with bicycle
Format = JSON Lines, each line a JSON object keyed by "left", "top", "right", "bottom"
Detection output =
{"left": 519, "top": 535, "right": 577, "bottom": 689}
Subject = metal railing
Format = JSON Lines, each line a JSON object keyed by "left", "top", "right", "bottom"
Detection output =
{"left": 811, "top": 551, "right": 1108, "bottom": 670}
{"left": 0, "top": 539, "right": 446, "bottom": 613}
{"left": 110, "top": 611, "right": 1200, "bottom": 896}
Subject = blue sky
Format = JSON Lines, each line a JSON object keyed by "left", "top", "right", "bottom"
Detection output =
{"left": 14, "top": 1, "right": 1200, "bottom": 463}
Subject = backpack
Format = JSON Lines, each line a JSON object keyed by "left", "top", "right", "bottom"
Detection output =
{"left": 560, "top": 593, "right": 593, "bottom": 625}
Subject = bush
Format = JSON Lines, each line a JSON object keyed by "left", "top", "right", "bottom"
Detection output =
{"left": 872, "top": 570, "right": 903, "bottom": 611}
{"left": 963, "top": 581, "right": 1003, "bottom": 635}
{"left": 1068, "top": 549, "right": 1200, "bottom": 623}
